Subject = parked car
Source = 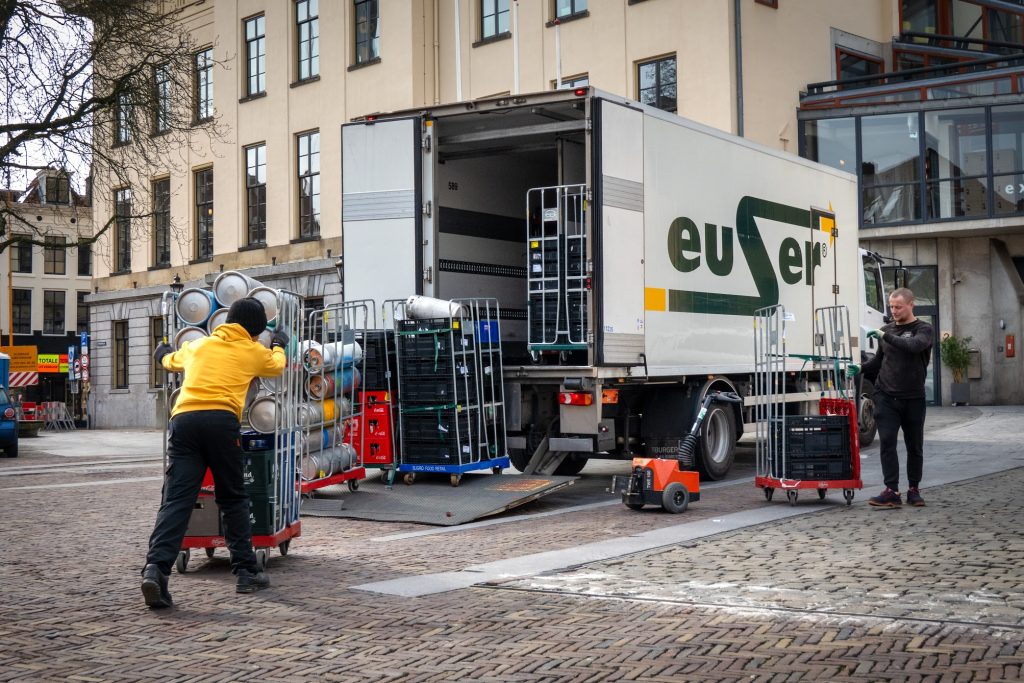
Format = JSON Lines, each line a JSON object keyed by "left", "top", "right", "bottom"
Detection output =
{"left": 0, "top": 387, "right": 19, "bottom": 457}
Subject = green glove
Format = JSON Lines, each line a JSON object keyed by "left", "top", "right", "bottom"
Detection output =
{"left": 867, "top": 329, "right": 883, "bottom": 341}
{"left": 847, "top": 363, "right": 860, "bottom": 377}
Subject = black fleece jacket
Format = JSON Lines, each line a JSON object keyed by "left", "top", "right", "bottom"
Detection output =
{"left": 861, "top": 319, "right": 935, "bottom": 399}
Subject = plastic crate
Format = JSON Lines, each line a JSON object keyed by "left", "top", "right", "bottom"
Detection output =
{"left": 401, "top": 407, "right": 476, "bottom": 443}
{"left": 773, "top": 415, "right": 851, "bottom": 458}
{"left": 241, "top": 449, "right": 275, "bottom": 494}
{"left": 398, "top": 375, "right": 477, "bottom": 404}
{"left": 785, "top": 459, "right": 852, "bottom": 481}
{"left": 247, "top": 493, "right": 276, "bottom": 536}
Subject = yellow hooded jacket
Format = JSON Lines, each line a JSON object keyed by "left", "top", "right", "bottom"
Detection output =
{"left": 162, "top": 323, "right": 286, "bottom": 420}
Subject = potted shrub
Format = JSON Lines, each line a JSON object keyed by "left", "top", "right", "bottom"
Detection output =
{"left": 940, "top": 333, "right": 973, "bottom": 405}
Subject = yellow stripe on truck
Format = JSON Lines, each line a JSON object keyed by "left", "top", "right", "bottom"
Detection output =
{"left": 645, "top": 287, "right": 667, "bottom": 311}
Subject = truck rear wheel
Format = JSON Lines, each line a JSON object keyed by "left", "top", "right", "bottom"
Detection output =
{"left": 858, "top": 379, "right": 877, "bottom": 447}
{"left": 554, "top": 454, "right": 588, "bottom": 475}
{"left": 696, "top": 403, "right": 736, "bottom": 481}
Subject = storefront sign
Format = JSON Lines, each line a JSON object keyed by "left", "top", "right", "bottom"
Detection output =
{"left": 37, "top": 354, "right": 69, "bottom": 373}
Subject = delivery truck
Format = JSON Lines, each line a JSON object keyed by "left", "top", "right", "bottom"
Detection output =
{"left": 340, "top": 88, "right": 885, "bottom": 479}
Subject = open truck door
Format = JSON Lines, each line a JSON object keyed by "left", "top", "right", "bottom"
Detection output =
{"left": 342, "top": 117, "right": 426, "bottom": 311}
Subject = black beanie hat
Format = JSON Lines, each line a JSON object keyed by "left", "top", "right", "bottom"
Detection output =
{"left": 226, "top": 297, "right": 267, "bottom": 337}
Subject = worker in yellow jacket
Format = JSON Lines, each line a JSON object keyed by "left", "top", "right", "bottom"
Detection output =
{"left": 141, "top": 297, "right": 287, "bottom": 608}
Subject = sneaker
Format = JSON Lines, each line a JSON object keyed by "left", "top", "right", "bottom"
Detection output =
{"left": 906, "top": 487, "right": 926, "bottom": 507}
{"left": 236, "top": 568, "right": 270, "bottom": 594}
{"left": 868, "top": 487, "right": 902, "bottom": 508}
{"left": 141, "top": 564, "right": 173, "bottom": 608}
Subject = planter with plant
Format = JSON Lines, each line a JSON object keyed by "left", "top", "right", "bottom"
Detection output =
{"left": 940, "top": 333, "right": 973, "bottom": 405}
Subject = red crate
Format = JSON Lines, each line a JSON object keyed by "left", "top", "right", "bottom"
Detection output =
{"left": 346, "top": 391, "right": 397, "bottom": 466}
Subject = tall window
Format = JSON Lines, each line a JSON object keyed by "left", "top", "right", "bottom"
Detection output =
{"left": 115, "top": 92, "right": 131, "bottom": 144}
{"left": 11, "top": 236, "right": 32, "bottom": 273}
{"left": 354, "top": 0, "right": 380, "bottom": 64}
{"left": 153, "top": 178, "right": 171, "bottom": 266}
{"left": 638, "top": 55, "right": 677, "bottom": 113}
{"left": 195, "top": 47, "right": 214, "bottom": 121}
{"left": 298, "top": 131, "right": 320, "bottom": 238}
{"left": 195, "top": 168, "right": 214, "bottom": 259}
{"left": 245, "top": 15, "right": 267, "bottom": 96}
{"left": 44, "top": 235, "right": 66, "bottom": 275}
{"left": 43, "top": 290, "right": 65, "bottom": 335}
{"left": 77, "top": 242, "right": 92, "bottom": 276}
{"left": 246, "top": 143, "right": 267, "bottom": 245}
{"left": 77, "top": 291, "right": 89, "bottom": 332}
{"left": 115, "top": 188, "right": 132, "bottom": 272}
{"left": 150, "top": 317, "right": 165, "bottom": 388}
{"left": 113, "top": 320, "right": 129, "bottom": 389}
{"left": 555, "top": 0, "right": 586, "bottom": 19}
{"left": 154, "top": 63, "right": 171, "bottom": 133}
{"left": 297, "top": 0, "right": 320, "bottom": 80}
{"left": 482, "top": 0, "right": 509, "bottom": 39}
{"left": 45, "top": 176, "right": 70, "bottom": 204}
{"left": 12, "top": 289, "right": 31, "bottom": 334}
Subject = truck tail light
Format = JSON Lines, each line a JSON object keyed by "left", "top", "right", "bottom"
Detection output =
{"left": 574, "top": 87, "right": 588, "bottom": 97}
{"left": 559, "top": 392, "right": 593, "bottom": 406}
{"left": 3, "top": 408, "right": 14, "bottom": 419}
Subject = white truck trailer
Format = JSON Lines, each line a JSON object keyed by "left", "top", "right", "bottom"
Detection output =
{"left": 341, "top": 88, "right": 885, "bottom": 479}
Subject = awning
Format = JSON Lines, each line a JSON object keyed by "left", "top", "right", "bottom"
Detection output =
{"left": 9, "top": 372, "right": 39, "bottom": 387}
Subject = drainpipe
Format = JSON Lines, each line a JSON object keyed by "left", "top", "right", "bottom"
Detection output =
{"left": 555, "top": 19, "right": 562, "bottom": 89}
{"left": 734, "top": 0, "right": 744, "bottom": 137}
{"left": 433, "top": 0, "right": 440, "bottom": 104}
{"left": 454, "top": 0, "right": 463, "bottom": 101}
{"left": 512, "top": 0, "right": 520, "bottom": 95}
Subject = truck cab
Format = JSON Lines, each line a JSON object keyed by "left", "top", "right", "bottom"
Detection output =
{"left": 856, "top": 249, "right": 889, "bottom": 446}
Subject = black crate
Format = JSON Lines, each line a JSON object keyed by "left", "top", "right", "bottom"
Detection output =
{"left": 241, "top": 449, "right": 275, "bottom": 495}
{"left": 785, "top": 459, "right": 852, "bottom": 481}
{"left": 401, "top": 440, "right": 465, "bottom": 465}
{"left": 247, "top": 493, "right": 276, "bottom": 536}
{"left": 401, "top": 407, "right": 476, "bottom": 443}
{"left": 398, "top": 375, "right": 477, "bottom": 405}
{"left": 359, "top": 330, "right": 396, "bottom": 392}
{"left": 773, "top": 415, "right": 851, "bottom": 458}
{"left": 397, "top": 353, "right": 466, "bottom": 377}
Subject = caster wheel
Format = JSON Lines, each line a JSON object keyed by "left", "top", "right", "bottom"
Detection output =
{"left": 278, "top": 540, "right": 290, "bottom": 556}
{"left": 174, "top": 549, "right": 190, "bottom": 574}
{"left": 817, "top": 488, "right": 827, "bottom": 500}
{"left": 492, "top": 466, "right": 502, "bottom": 475}
{"left": 764, "top": 487, "right": 774, "bottom": 502}
{"left": 787, "top": 490, "right": 798, "bottom": 506}
{"left": 255, "top": 549, "right": 269, "bottom": 571}
{"left": 661, "top": 482, "right": 690, "bottom": 514}
{"left": 450, "top": 474, "right": 461, "bottom": 487}
{"left": 204, "top": 547, "right": 215, "bottom": 559}
{"left": 403, "top": 473, "right": 415, "bottom": 486}
{"left": 347, "top": 479, "right": 359, "bottom": 492}
{"left": 843, "top": 489, "right": 855, "bottom": 506}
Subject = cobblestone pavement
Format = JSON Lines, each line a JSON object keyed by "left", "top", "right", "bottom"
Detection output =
{"left": 0, "top": 407, "right": 1021, "bottom": 681}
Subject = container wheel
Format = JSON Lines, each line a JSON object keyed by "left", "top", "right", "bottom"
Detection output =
{"left": 279, "top": 540, "right": 290, "bottom": 556}
{"left": 661, "top": 482, "right": 689, "bottom": 514}
{"left": 174, "top": 549, "right": 189, "bottom": 574}
{"left": 817, "top": 488, "right": 827, "bottom": 500}
{"left": 347, "top": 479, "right": 359, "bottom": 492}
{"left": 403, "top": 473, "right": 415, "bottom": 486}
{"left": 492, "top": 466, "right": 502, "bottom": 475}
{"left": 764, "top": 487, "right": 774, "bottom": 502}
{"left": 787, "top": 490, "right": 798, "bottom": 506}
{"left": 450, "top": 474, "right": 461, "bottom": 487}
{"left": 843, "top": 489, "right": 855, "bottom": 506}
{"left": 255, "top": 548, "right": 269, "bottom": 571}
{"left": 204, "top": 547, "right": 215, "bottom": 558}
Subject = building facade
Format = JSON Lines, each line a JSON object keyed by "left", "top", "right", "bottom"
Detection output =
{"left": 93, "top": 0, "right": 978, "bottom": 427}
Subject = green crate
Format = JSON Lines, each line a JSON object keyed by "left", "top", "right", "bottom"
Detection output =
{"left": 248, "top": 493, "right": 276, "bottom": 536}
{"left": 242, "top": 449, "right": 275, "bottom": 496}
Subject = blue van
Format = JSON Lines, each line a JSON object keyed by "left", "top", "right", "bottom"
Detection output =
{"left": 0, "top": 386, "right": 17, "bottom": 458}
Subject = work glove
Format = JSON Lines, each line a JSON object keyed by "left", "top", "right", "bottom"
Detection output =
{"left": 153, "top": 342, "right": 172, "bottom": 365}
{"left": 846, "top": 363, "right": 860, "bottom": 377}
{"left": 866, "top": 329, "right": 883, "bottom": 341}
{"left": 270, "top": 329, "right": 290, "bottom": 350}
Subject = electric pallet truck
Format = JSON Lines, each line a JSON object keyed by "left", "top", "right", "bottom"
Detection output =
{"left": 612, "top": 391, "right": 744, "bottom": 513}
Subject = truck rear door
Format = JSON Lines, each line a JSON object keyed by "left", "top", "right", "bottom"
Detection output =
{"left": 341, "top": 117, "right": 425, "bottom": 309}
{"left": 593, "top": 98, "right": 646, "bottom": 366}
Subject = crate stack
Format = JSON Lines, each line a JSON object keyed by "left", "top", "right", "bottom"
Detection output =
{"left": 348, "top": 329, "right": 400, "bottom": 484}
{"left": 770, "top": 415, "right": 853, "bottom": 481}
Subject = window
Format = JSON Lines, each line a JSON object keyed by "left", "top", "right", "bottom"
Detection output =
{"left": 297, "top": 131, "right": 320, "bottom": 238}
{"left": 77, "top": 291, "right": 89, "bottom": 332}
{"left": 925, "top": 107, "right": 987, "bottom": 219}
{"left": 804, "top": 117, "right": 855, "bottom": 173}
{"left": 44, "top": 235, "right": 66, "bottom": 275}
{"left": 43, "top": 290, "right": 65, "bottom": 335}
{"left": 863, "top": 258, "right": 884, "bottom": 314}
{"left": 555, "top": 73, "right": 589, "bottom": 90}
{"left": 150, "top": 317, "right": 165, "bottom": 388}
{"left": 115, "top": 188, "right": 132, "bottom": 272}
{"left": 45, "top": 176, "right": 70, "bottom": 204}
{"left": 296, "top": 0, "right": 320, "bottom": 80}
{"left": 482, "top": 0, "right": 510, "bottom": 39}
{"left": 245, "top": 144, "right": 267, "bottom": 245}
{"left": 113, "top": 320, "right": 129, "bottom": 389}
{"left": 245, "top": 15, "right": 266, "bottom": 96}
{"left": 195, "top": 168, "right": 214, "bottom": 259}
{"left": 115, "top": 91, "right": 131, "bottom": 144}
{"left": 195, "top": 47, "right": 214, "bottom": 121}
{"left": 836, "top": 48, "right": 883, "bottom": 83}
{"left": 78, "top": 242, "right": 92, "bottom": 276}
{"left": 555, "top": 0, "right": 586, "bottom": 19}
{"left": 153, "top": 178, "right": 171, "bottom": 266}
{"left": 638, "top": 55, "right": 676, "bottom": 113}
{"left": 354, "top": 0, "right": 380, "bottom": 64}
{"left": 10, "top": 236, "right": 32, "bottom": 273}
{"left": 12, "top": 289, "right": 31, "bottom": 334}
{"left": 861, "top": 113, "right": 922, "bottom": 224}
{"left": 991, "top": 103, "right": 1024, "bottom": 216}
{"left": 154, "top": 63, "right": 171, "bottom": 133}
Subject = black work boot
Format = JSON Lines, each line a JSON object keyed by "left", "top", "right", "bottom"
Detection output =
{"left": 236, "top": 568, "right": 270, "bottom": 594}
{"left": 141, "top": 564, "right": 173, "bottom": 608}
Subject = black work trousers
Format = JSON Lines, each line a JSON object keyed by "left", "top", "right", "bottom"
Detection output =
{"left": 874, "top": 391, "right": 927, "bottom": 492}
{"left": 145, "top": 410, "right": 258, "bottom": 575}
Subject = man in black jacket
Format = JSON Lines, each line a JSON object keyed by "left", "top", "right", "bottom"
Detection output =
{"left": 856, "top": 288, "right": 934, "bottom": 508}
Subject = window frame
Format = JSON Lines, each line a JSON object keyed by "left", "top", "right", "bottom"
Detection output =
{"left": 43, "top": 235, "right": 67, "bottom": 275}
{"left": 152, "top": 178, "right": 171, "bottom": 267}
{"left": 481, "top": 0, "right": 510, "bottom": 40}
{"left": 45, "top": 176, "right": 70, "bottom": 204}
{"left": 245, "top": 143, "right": 268, "bottom": 246}
{"left": 43, "top": 290, "right": 65, "bottom": 335}
{"left": 554, "top": 0, "right": 587, "bottom": 20}
{"left": 12, "top": 289, "right": 31, "bottom": 335}
{"left": 77, "top": 242, "right": 92, "bottom": 276}
{"left": 194, "top": 47, "right": 214, "bottom": 122}
{"left": 835, "top": 46, "right": 884, "bottom": 83}
{"left": 153, "top": 62, "right": 171, "bottom": 134}
{"left": 554, "top": 73, "right": 589, "bottom": 90}
{"left": 76, "top": 291, "right": 89, "bottom": 333}
{"left": 114, "top": 187, "right": 132, "bottom": 273}
{"left": 11, "top": 236, "right": 32, "bottom": 273}
{"left": 244, "top": 14, "right": 267, "bottom": 96}
{"left": 194, "top": 167, "right": 214, "bottom": 260}
{"left": 114, "top": 91, "right": 131, "bottom": 145}
{"left": 150, "top": 316, "right": 165, "bottom": 388}
{"left": 637, "top": 54, "right": 677, "bottom": 114}
{"left": 113, "top": 320, "right": 129, "bottom": 389}
{"left": 354, "top": 0, "right": 381, "bottom": 65}
{"left": 297, "top": 130, "right": 321, "bottom": 239}
{"left": 296, "top": 0, "right": 320, "bottom": 81}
